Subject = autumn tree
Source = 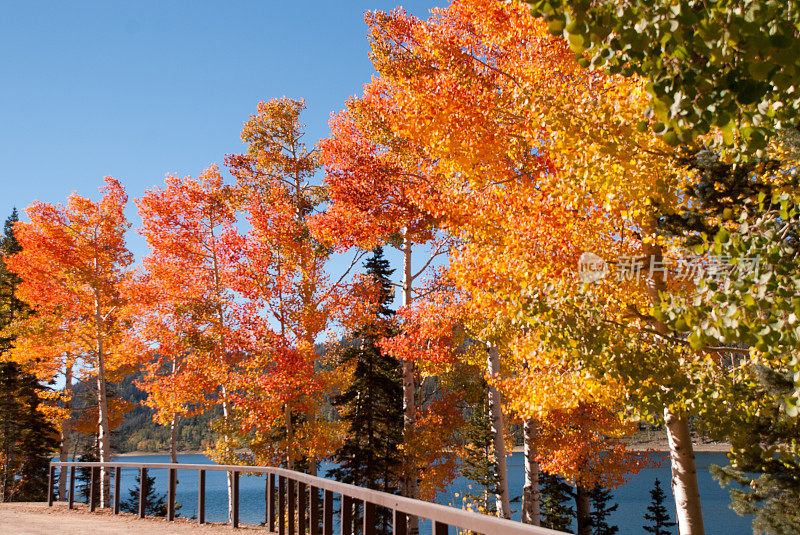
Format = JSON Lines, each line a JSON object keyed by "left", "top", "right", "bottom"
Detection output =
{"left": 226, "top": 97, "right": 367, "bottom": 475}
{"left": 358, "top": 2, "right": 707, "bottom": 533}
{"left": 136, "top": 166, "right": 248, "bottom": 521}
{"left": 315, "top": 83, "right": 446, "bottom": 513}
{"left": 7, "top": 178, "right": 135, "bottom": 508}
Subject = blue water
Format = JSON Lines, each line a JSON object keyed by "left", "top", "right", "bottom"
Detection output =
{"left": 97, "top": 452, "right": 752, "bottom": 533}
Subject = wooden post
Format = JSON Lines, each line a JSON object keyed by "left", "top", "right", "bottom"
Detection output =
{"left": 113, "top": 466, "right": 121, "bottom": 514}
{"left": 323, "top": 490, "right": 333, "bottom": 535}
{"left": 47, "top": 465, "right": 55, "bottom": 506}
{"left": 434, "top": 521, "right": 449, "bottom": 535}
{"left": 341, "top": 495, "right": 352, "bottom": 535}
{"left": 167, "top": 468, "right": 176, "bottom": 521}
{"left": 363, "top": 501, "right": 376, "bottom": 535}
{"left": 138, "top": 467, "right": 147, "bottom": 518}
{"left": 198, "top": 469, "right": 206, "bottom": 524}
{"left": 232, "top": 471, "right": 240, "bottom": 528}
{"left": 268, "top": 474, "right": 276, "bottom": 532}
{"left": 299, "top": 482, "right": 307, "bottom": 535}
{"left": 279, "top": 476, "right": 286, "bottom": 535}
{"left": 393, "top": 510, "right": 406, "bottom": 535}
{"left": 89, "top": 466, "right": 97, "bottom": 511}
{"left": 288, "top": 479, "right": 296, "bottom": 535}
{"left": 68, "top": 466, "right": 75, "bottom": 510}
{"left": 310, "top": 486, "right": 321, "bottom": 535}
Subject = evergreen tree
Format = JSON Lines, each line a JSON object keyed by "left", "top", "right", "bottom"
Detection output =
{"left": 0, "top": 209, "right": 59, "bottom": 502}
{"left": 120, "top": 470, "right": 173, "bottom": 517}
{"left": 710, "top": 365, "right": 800, "bottom": 534}
{"left": 589, "top": 484, "right": 619, "bottom": 535}
{"left": 328, "top": 247, "right": 403, "bottom": 533}
{"left": 656, "top": 152, "right": 800, "bottom": 532}
{"left": 460, "top": 392, "right": 501, "bottom": 515}
{"left": 643, "top": 478, "right": 676, "bottom": 535}
{"left": 76, "top": 438, "right": 99, "bottom": 506}
{"left": 540, "top": 471, "right": 574, "bottom": 531}
{"left": 0, "top": 209, "right": 27, "bottom": 349}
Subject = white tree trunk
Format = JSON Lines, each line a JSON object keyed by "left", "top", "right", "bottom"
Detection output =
{"left": 486, "top": 345, "right": 511, "bottom": 518}
{"left": 95, "top": 302, "right": 111, "bottom": 509}
{"left": 284, "top": 403, "right": 294, "bottom": 471}
{"left": 665, "top": 409, "right": 705, "bottom": 535}
{"left": 401, "top": 234, "right": 418, "bottom": 534}
{"left": 521, "top": 419, "right": 540, "bottom": 525}
{"left": 643, "top": 230, "right": 705, "bottom": 535}
{"left": 220, "top": 395, "right": 234, "bottom": 523}
{"left": 58, "top": 364, "right": 73, "bottom": 500}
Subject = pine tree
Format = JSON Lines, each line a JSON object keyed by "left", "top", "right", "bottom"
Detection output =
{"left": 589, "top": 484, "right": 619, "bottom": 535}
{"left": 540, "top": 471, "right": 574, "bottom": 531}
{"left": 710, "top": 366, "right": 800, "bottom": 534}
{"left": 328, "top": 247, "right": 403, "bottom": 533}
{"left": 643, "top": 478, "right": 676, "bottom": 535}
{"left": 461, "top": 392, "right": 501, "bottom": 515}
{"left": 76, "top": 439, "right": 100, "bottom": 506}
{"left": 0, "top": 209, "right": 59, "bottom": 502}
{"left": 120, "top": 470, "right": 173, "bottom": 517}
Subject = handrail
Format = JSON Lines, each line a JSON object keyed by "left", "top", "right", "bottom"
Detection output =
{"left": 48, "top": 460, "right": 566, "bottom": 535}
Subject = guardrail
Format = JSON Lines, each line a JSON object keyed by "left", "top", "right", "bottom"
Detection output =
{"left": 49, "top": 461, "right": 565, "bottom": 535}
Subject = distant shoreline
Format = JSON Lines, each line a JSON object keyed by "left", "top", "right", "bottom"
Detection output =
{"left": 113, "top": 441, "right": 731, "bottom": 457}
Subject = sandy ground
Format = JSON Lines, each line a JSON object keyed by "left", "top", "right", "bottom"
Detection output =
{"left": 0, "top": 502, "right": 269, "bottom": 534}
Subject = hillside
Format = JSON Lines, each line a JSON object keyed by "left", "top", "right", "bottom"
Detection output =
{"left": 110, "top": 373, "right": 219, "bottom": 454}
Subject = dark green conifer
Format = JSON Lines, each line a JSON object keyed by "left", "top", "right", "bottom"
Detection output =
{"left": 460, "top": 392, "right": 501, "bottom": 515}
{"left": 121, "top": 470, "right": 172, "bottom": 517}
{"left": 589, "top": 483, "right": 619, "bottom": 535}
{"left": 328, "top": 247, "right": 403, "bottom": 533}
{"left": 76, "top": 439, "right": 100, "bottom": 506}
{"left": 540, "top": 471, "right": 574, "bottom": 531}
{"left": 643, "top": 478, "right": 676, "bottom": 535}
{"left": 0, "top": 209, "right": 59, "bottom": 502}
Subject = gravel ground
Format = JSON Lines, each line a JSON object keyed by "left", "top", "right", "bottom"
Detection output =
{"left": 0, "top": 502, "right": 269, "bottom": 534}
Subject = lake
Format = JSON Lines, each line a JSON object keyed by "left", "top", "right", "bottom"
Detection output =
{"left": 105, "top": 452, "right": 752, "bottom": 533}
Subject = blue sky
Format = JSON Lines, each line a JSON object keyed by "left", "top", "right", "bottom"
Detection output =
{"left": 0, "top": 0, "right": 445, "bottom": 260}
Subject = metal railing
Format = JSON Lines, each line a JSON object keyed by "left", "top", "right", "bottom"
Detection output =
{"left": 49, "top": 461, "right": 565, "bottom": 535}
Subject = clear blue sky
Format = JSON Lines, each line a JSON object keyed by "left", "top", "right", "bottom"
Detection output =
{"left": 0, "top": 0, "right": 445, "bottom": 259}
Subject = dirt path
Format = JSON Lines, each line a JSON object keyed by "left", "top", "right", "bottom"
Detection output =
{"left": 0, "top": 502, "right": 269, "bottom": 534}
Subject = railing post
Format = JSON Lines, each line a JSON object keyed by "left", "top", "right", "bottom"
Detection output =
{"left": 434, "top": 521, "right": 449, "bottom": 535}
{"left": 138, "top": 467, "right": 147, "bottom": 518}
{"left": 268, "top": 474, "right": 276, "bottom": 532}
{"left": 298, "top": 482, "right": 307, "bottom": 535}
{"left": 47, "top": 465, "right": 55, "bottom": 506}
{"left": 167, "top": 468, "right": 176, "bottom": 521}
{"left": 279, "top": 476, "right": 286, "bottom": 535}
{"left": 310, "top": 486, "right": 321, "bottom": 535}
{"left": 232, "top": 471, "right": 240, "bottom": 528}
{"left": 341, "top": 495, "right": 352, "bottom": 535}
{"left": 198, "top": 469, "right": 206, "bottom": 524}
{"left": 114, "top": 466, "right": 121, "bottom": 515}
{"left": 288, "top": 478, "right": 296, "bottom": 535}
{"left": 393, "top": 510, "right": 406, "bottom": 535}
{"left": 323, "top": 490, "right": 333, "bottom": 535}
{"left": 363, "top": 501, "right": 375, "bottom": 535}
{"left": 89, "top": 466, "right": 97, "bottom": 511}
{"left": 68, "top": 465, "right": 75, "bottom": 510}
